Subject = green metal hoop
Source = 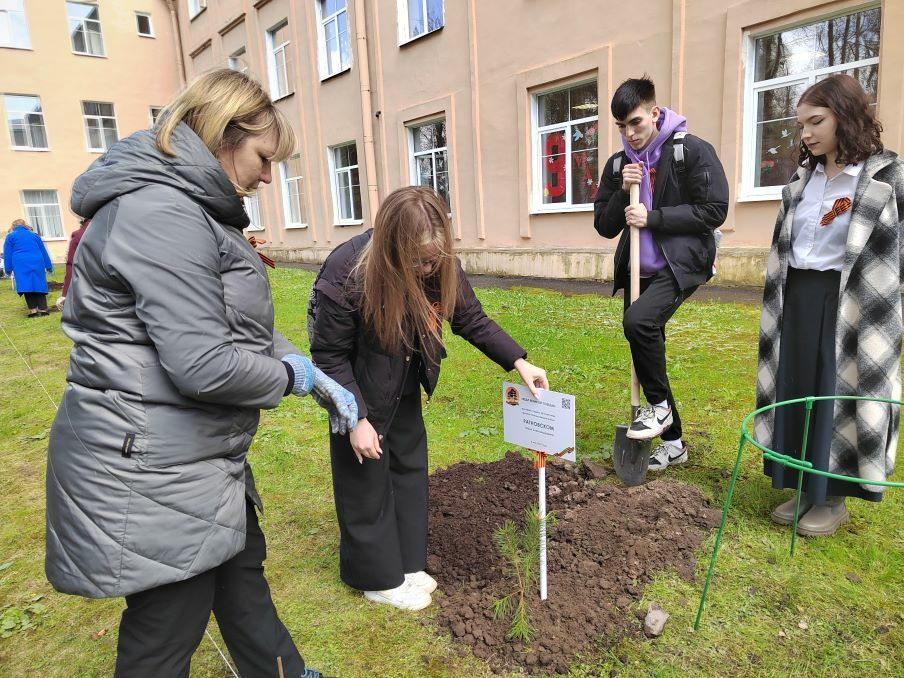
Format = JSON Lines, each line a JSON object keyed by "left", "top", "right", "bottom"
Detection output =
{"left": 694, "top": 395, "right": 904, "bottom": 630}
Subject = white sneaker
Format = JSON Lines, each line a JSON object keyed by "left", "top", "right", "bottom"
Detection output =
{"left": 363, "top": 580, "right": 432, "bottom": 611}
{"left": 626, "top": 403, "right": 673, "bottom": 441}
{"left": 405, "top": 570, "right": 438, "bottom": 594}
{"left": 648, "top": 441, "right": 688, "bottom": 471}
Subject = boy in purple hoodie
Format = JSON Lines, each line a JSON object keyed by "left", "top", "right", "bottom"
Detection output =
{"left": 594, "top": 76, "right": 729, "bottom": 471}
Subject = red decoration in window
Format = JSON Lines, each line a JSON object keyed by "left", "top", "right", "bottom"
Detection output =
{"left": 544, "top": 132, "right": 567, "bottom": 198}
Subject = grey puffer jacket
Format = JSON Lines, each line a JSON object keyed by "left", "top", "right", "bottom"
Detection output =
{"left": 46, "top": 122, "right": 297, "bottom": 598}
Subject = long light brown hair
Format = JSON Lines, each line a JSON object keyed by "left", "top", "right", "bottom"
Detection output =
{"left": 355, "top": 187, "right": 458, "bottom": 356}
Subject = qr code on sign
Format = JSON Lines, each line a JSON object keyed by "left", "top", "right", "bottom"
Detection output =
{"left": 561, "top": 398, "right": 571, "bottom": 410}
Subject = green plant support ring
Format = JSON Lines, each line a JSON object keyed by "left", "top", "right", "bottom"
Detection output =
{"left": 694, "top": 395, "right": 904, "bottom": 630}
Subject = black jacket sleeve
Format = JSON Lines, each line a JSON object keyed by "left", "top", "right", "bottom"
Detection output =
{"left": 646, "top": 136, "right": 729, "bottom": 235}
{"left": 309, "top": 293, "right": 367, "bottom": 420}
{"left": 593, "top": 153, "right": 630, "bottom": 239}
{"left": 449, "top": 260, "right": 526, "bottom": 370}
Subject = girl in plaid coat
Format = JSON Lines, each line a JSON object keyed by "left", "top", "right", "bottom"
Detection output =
{"left": 756, "top": 74, "right": 904, "bottom": 537}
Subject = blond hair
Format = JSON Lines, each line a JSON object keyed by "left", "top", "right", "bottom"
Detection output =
{"left": 156, "top": 69, "right": 296, "bottom": 196}
{"left": 11, "top": 218, "right": 27, "bottom": 227}
{"left": 355, "top": 187, "right": 458, "bottom": 358}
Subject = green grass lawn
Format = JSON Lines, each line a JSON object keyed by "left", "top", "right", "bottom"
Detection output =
{"left": 0, "top": 268, "right": 902, "bottom": 677}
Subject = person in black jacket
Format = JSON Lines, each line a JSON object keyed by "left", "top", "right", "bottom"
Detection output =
{"left": 310, "top": 186, "right": 549, "bottom": 611}
{"left": 594, "top": 76, "right": 729, "bottom": 471}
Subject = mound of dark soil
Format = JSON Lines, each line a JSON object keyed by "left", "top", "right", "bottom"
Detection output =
{"left": 426, "top": 452, "right": 721, "bottom": 675}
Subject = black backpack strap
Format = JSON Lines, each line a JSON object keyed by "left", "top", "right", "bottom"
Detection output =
{"left": 306, "top": 263, "right": 327, "bottom": 345}
{"left": 672, "top": 131, "right": 687, "bottom": 177}
{"left": 614, "top": 136, "right": 684, "bottom": 177}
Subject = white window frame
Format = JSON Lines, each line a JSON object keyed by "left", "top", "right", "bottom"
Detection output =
{"left": 4, "top": 94, "right": 49, "bottom": 150}
{"left": 149, "top": 106, "right": 162, "bottom": 127}
{"left": 266, "top": 20, "right": 293, "bottom": 100}
{"left": 135, "top": 11, "right": 154, "bottom": 37}
{"left": 244, "top": 194, "right": 263, "bottom": 232}
{"left": 408, "top": 117, "right": 450, "bottom": 213}
{"left": 328, "top": 143, "right": 363, "bottom": 225}
{"left": 530, "top": 79, "right": 599, "bottom": 213}
{"left": 741, "top": 5, "right": 881, "bottom": 201}
{"left": 397, "top": 0, "right": 444, "bottom": 45}
{"left": 67, "top": 1, "right": 105, "bottom": 57}
{"left": 21, "top": 190, "right": 65, "bottom": 240}
{"left": 0, "top": 0, "right": 31, "bottom": 49}
{"left": 316, "top": 0, "right": 352, "bottom": 80}
{"left": 81, "top": 100, "right": 118, "bottom": 153}
{"left": 279, "top": 155, "right": 306, "bottom": 229}
{"left": 228, "top": 47, "right": 248, "bottom": 74}
{"left": 187, "top": 0, "right": 206, "bottom": 20}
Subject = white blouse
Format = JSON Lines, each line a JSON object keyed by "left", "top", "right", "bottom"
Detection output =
{"left": 790, "top": 162, "right": 863, "bottom": 272}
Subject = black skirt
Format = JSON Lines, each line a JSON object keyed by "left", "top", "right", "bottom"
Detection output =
{"left": 766, "top": 267, "right": 882, "bottom": 503}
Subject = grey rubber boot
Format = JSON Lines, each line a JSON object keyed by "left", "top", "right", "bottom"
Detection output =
{"left": 796, "top": 496, "right": 849, "bottom": 537}
{"left": 770, "top": 493, "right": 813, "bottom": 525}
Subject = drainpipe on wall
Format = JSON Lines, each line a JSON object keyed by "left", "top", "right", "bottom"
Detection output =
{"left": 353, "top": 0, "right": 380, "bottom": 223}
{"left": 164, "top": 0, "right": 187, "bottom": 87}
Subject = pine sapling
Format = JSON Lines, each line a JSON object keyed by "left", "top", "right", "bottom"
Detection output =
{"left": 490, "top": 503, "right": 556, "bottom": 643}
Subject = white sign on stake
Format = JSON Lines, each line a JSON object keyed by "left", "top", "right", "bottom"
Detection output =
{"left": 502, "top": 382, "right": 576, "bottom": 602}
{"left": 502, "top": 383, "right": 576, "bottom": 460}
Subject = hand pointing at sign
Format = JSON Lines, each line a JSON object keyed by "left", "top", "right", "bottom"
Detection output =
{"left": 513, "top": 358, "right": 549, "bottom": 398}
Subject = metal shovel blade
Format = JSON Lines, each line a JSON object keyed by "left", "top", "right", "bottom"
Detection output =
{"left": 613, "top": 423, "right": 651, "bottom": 486}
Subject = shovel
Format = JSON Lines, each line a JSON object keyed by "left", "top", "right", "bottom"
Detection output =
{"left": 613, "top": 183, "right": 651, "bottom": 486}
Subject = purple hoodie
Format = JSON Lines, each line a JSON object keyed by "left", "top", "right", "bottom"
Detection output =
{"left": 622, "top": 107, "right": 687, "bottom": 276}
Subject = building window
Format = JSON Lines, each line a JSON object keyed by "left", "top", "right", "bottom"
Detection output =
{"left": 149, "top": 106, "right": 162, "bottom": 127}
{"left": 409, "top": 119, "right": 449, "bottom": 210}
{"left": 532, "top": 80, "right": 599, "bottom": 210}
{"left": 244, "top": 194, "right": 263, "bottom": 231}
{"left": 67, "top": 2, "right": 105, "bottom": 56}
{"left": 0, "top": 0, "right": 30, "bottom": 49}
{"left": 22, "top": 190, "right": 64, "bottom": 239}
{"left": 4, "top": 95, "right": 47, "bottom": 150}
{"left": 280, "top": 154, "right": 306, "bottom": 228}
{"left": 135, "top": 11, "right": 153, "bottom": 37}
{"left": 398, "top": 0, "right": 443, "bottom": 44}
{"left": 267, "top": 21, "right": 293, "bottom": 100}
{"left": 330, "top": 143, "right": 362, "bottom": 224}
{"left": 81, "top": 101, "right": 118, "bottom": 152}
{"left": 317, "top": 0, "right": 351, "bottom": 79}
{"left": 228, "top": 47, "right": 247, "bottom": 74}
{"left": 188, "top": 0, "right": 206, "bottom": 20}
{"left": 744, "top": 6, "right": 881, "bottom": 196}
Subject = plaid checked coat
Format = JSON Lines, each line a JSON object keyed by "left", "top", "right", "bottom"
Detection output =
{"left": 756, "top": 150, "right": 904, "bottom": 493}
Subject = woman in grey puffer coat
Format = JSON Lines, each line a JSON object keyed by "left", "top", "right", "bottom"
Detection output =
{"left": 45, "top": 69, "right": 355, "bottom": 678}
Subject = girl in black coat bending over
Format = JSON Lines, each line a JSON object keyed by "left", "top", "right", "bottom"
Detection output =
{"left": 310, "top": 186, "right": 548, "bottom": 610}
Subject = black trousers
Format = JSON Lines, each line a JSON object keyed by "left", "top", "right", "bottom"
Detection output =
{"left": 115, "top": 501, "right": 305, "bottom": 678}
{"left": 330, "top": 387, "right": 428, "bottom": 591}
{"left": 22, "top": 292, "right": 47, "bottom": 310}
{"left": 622, "top": 266, "right": 696, "bottom": 442}
{"left": 767, "top": 267, "right": 881, "bottom": 504}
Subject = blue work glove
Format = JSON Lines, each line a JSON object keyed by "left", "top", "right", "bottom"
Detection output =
{"left": 281, "top": 354, "right": 358, "bottom": 435}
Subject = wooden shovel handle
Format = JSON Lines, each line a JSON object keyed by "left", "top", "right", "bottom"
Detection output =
{"left": 629, "top": 183, "right": 641, "bottom": 409}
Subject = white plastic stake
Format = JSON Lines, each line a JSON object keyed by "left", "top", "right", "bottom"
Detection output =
{"left": 539, "top": 461, "right": 547, "bottom": 601}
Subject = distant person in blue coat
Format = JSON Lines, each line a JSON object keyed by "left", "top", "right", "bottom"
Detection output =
{"left": 3, "top": 218, "right": 54, "bottom": 317}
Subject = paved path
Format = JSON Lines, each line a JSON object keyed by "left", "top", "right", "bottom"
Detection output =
{"left": 283, "top": 262, "right": 764, "bottom": 306}
{"left": 465, "top": 273, "right": 763, "bottom": 305}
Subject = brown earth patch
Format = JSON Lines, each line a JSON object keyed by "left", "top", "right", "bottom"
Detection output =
{"left": 426, "top": 451, "right": 721, "bottom": 675}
